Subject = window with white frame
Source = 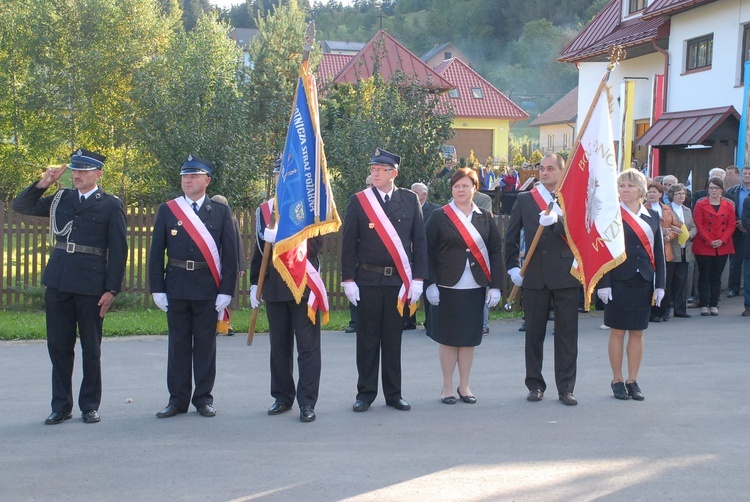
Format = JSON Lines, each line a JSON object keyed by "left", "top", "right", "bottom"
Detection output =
{"left": 741, "top": 24, "right": 750, "bottom": 84}
{"left": 629, "top": 0, "right": 647, "bottom": 14}
{"left": 548, "top": 135, "right": 554, "bottom": 151}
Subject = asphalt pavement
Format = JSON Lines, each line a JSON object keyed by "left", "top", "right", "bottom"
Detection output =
{"left": 1, "top": 296, "right": 748, "bottom": 501}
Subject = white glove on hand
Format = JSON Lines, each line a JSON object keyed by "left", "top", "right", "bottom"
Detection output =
{"left": 539, "top": 210, "right": 559, "bottom": 227}
{"left": 262, "top": 227, "right": 277, "bottom": 244}
{"left": 597, "top": 287, "right": 613, "bottom": 305}
{"left": 152, "top": 293, "right": 168, "bottom": 312}
{"left": 250, "top": 285, "right": 260, "bottom": 309}
{"left": 215, "top": 294, "right": 232, "bottom": 313}
{"left": 655, "top": 288, "right": 665, "bottom": 307}
{"left": 426, "top": 284, "right": 440, "bottom": 305}
{"left": 486, "top": 288, "right": 502, "bottom": 308}
{"left": 409, "top": 280, "right": 424, "bottom": 303}
{"left": 508, "top": 267, "right": 523, "bottom": 287}
{"left": 342, "top": 281, "right": 360, "bottom": 306}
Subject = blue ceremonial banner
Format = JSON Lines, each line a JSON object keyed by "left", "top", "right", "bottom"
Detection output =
{"left": 272, "top": 60, "right": 341, "bottom": 300}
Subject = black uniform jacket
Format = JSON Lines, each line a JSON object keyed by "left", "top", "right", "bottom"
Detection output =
{"left": 422, "top": 201, "right": 441, "bottom": 224}
{"left": 149, "top": 197, "right": 237, "bottom": 300}
{"left": 13, "top": 184, "right": 127, "bottom": 295}
{"left": 341, "top": 187, "right": 428, "bottom": 286}
{"left": 250, "top": 203, "right": 322, "bottom": 303}
{"left": 599, "top": 207, "right": 667, "bottom": 289}
{"left": 425, "top": 206, "right": 503, "bottom": 289}
{"left": 504, "top": 190, "right": 580, "bottom": 290}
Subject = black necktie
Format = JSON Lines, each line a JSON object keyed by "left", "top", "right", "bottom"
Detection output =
{"left": 384, "top": 194, "right": 390, "bottom": 204}
{"left": 80, "top": 195, "right": 85, "bottom": 204}
{"left": 192, "top": 202, "right": 199, "bottom": 214}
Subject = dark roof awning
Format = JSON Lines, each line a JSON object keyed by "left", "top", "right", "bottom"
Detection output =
{"left": 636, "top": 106, "right": 740, "bottom": 146}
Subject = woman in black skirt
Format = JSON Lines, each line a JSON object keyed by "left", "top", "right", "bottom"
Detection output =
{"left": 597, "top": 169, "right": 666, "bottom": 401}
{"left": 425, "top": 168, "right": 503, "bottom": 404}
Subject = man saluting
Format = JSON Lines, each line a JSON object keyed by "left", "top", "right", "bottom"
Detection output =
{"left": 13, "top": 149, "right": 127, "bottom": 425}
{"left": 341, "top": 148, "right": 427, "bottom": 412}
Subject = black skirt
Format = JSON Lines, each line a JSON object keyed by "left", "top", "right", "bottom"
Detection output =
{"left": 428, "top": 287, "right": 485, "bottom": 347}
{"left": 603, "top": 275, "right": 653, "bottom": 330}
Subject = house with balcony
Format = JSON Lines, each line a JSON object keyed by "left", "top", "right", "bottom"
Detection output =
{"left": 559, "top": 0, "right": 747, "bottom": 185}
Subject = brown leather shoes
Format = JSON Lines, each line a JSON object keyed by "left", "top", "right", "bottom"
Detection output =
{"left": 527, "top": 389, "right": 544, "bottom": 401}
{"left": 558, "top": 392, "right": 578, "bottom": 406}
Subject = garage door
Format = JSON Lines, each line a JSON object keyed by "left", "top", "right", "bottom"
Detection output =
{"left": 452, "top": 129, "right": 493, "bottom": 164}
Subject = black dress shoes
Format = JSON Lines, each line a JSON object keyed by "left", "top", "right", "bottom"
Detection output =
{"left": 44, "top": 411, "right": 72, "bottom": 425}
{"left": 673, "top": 312, "right": 692, "bottom": 318}
{"left": 457, "top": 387, "right": 477, "bottom": 404}
{"left": 649, "top": 316, "right": 662, "bottom": 323}
{"left": 611, "top": 381, "right": 630, "bottom": 400}
{"left": 268, "top": 402, "right": 291, "bottom": 415}
{"left": 441, "top": 395, "right": 456, "bottom": 405}
{"left": 558, "top": 392, "right": 578, "bottom": 406}
{"left": 82, "top": 409, "right": 100, "bottom": 423}
{"left": 626, "top": 381, "right": 644, "bottom": 401}
{"left": 299, "top": 405, "right": 316, "bottom": 422}
{"left": 198, "top": 404, "right": 216, "bottom": 417}
{"left": 527, "top": 389, "right": 544, "bottom": 401}
{"left": 386, "top": 398, "right": 411, "bottom": 411}
{"left": 156, "top": 404, "right": 186, "bottom": 418}
{"left": 352, "top": 399, "right": 370, "bottom": 412}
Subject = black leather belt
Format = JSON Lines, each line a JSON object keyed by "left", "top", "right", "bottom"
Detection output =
{"left": 55, "top": 242, "right": 106, "bottom": 256}
{"left": 168, "top": 258, "right": 209, "bottom": 270}
{"left": 359, "top": 262, "right": 395, "bottom": 276}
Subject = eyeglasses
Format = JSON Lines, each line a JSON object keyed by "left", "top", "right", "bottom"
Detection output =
{"left": 370, "top": 167, "right": 395, "bottom": 174}
{"left": 452, "top": 184, "right": 474, "bottom": 190}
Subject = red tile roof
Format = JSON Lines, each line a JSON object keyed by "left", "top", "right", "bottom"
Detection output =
{"left": 530, "top": 87, "right": 578, "bottom": 126}
{"left": 558, "top": 0, "right": 669, "bottom": 63}
{"left": 433, "top": 58, "right": 528, "bottom": 120}
{"left": 317, "top": 53, "right": 353, "bottom": 86}
{"left": 332, "top": 30, "right": 454, "bottom": 91}
{"left": 642, "top": 0, "right": 717, "bottom": 19}
{"left": 635, "top": 106, "right": 739, "bottom": 146}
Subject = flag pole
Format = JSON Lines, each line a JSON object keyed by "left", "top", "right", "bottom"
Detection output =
{"left": 247, "top": 21, "right": 317, "bottom": 346}
{"left": 504, "top": 45, "right": 625, "bottom": 310}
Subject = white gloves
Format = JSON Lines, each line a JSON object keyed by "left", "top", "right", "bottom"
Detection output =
{"left": 250, "top": 285, "right": 260, "bottom": 309}
{"left": 655, "top": 288, "right": 665, "bottom": 307}
{"left": 597, "top": 287, "right": 612, "bottom": 305}
{"left": 152, "top": 293, "right": 168, "bottom": 312}
{"left": 215, "top": 294, "right": 232, "bottom": 313}
{"left": 508, "top": 267, "right": 523, "bottom": 287}
{"left": 539, "top": 210, "right": 558, "bottom": 227}
{"left": 486, "top": 288, "right": 502, "bottom": 308}
{"left": 262, "top": 227, "right": 277, "bottom": 243}
{"left": 343, "top": 281, "right": 360, "bottom": 306}
{"left": 409, "top": 280, "right": 424, "bottom": 303}
{"left": 426, "top": 284, "right": 440, "bottom": 305}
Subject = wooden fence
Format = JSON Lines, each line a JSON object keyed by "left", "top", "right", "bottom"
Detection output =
{"left": 1, "top": 198, "right": 517, "bottom": 310}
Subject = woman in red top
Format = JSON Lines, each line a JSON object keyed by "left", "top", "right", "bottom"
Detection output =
{"left": 692, "top": 177, "right": 735, "bottom": 316}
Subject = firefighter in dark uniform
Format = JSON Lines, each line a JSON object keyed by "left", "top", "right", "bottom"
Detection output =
{"left": 149, "top": 155, "right": 237, "bottom": 419}
{"left": 250, "top": 161, "right": 323, "bottom": 422}
{"left": 13, "top": 149, "right": 127, "bottom": 425}
{"left": 341, "top": 148, "right": 428, "bottom": 412}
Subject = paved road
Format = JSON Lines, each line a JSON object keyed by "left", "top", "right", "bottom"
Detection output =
{"left": 1, "top": 297, "right": 748, "bottom": 501}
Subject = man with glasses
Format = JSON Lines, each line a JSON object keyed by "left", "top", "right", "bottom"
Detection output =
{"left": 341, "top": 148, "right": 427, "bottom": 412}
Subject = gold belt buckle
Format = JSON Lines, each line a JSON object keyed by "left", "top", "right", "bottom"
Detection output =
{"left": 186, "top": 260, "right": 195, "bottom": 271}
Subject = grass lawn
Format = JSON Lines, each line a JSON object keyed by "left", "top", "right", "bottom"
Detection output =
{"left": 0, "top": 306, "right": 522, "bottom": 341}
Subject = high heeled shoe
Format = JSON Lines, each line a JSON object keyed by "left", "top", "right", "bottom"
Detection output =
{"left": 457, "top": 387, "right": 477, "bottom": 404}
{"left": 625, "top": 381, "right": 644, "bottom": 401}
{"left": 611, "top": 380, "right": 630, "bottom": 400}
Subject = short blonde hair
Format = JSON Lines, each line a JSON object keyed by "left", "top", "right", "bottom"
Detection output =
{"left": 618, "top": 169, "right": 648, "bottom": 198}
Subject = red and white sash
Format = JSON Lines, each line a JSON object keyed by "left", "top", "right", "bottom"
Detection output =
{"left": 258, "top": 198, "right": 329, "bottom": 324}
{"left": 620, "top": 202, "right": 655, "bottom": 269}
{"left": 530, "top": 186, "right": 562, "bottom": 216}
{"left": 442, "top": 201, "right": 491, "bottom": 282}
{"left": 166, "top": 197, "right": 227, "bottom": 321}
{"left": 355, "top": 189, "right": 416, "bottom": 315}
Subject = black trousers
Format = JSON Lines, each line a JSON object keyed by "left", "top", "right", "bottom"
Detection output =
{"left": 45, "top": 288, "right": 103, "bottom": 413}
{"left": 728, "top": 231, "right": 745, "bottom": 293}
{"left": 166, "top": 299, "right": 217, "bottom": 410}
{"left": 523, "top": 285, "right": 578, "bottom": 394}
{"left": 266, "top": 300, "right": 321, "bottom": 408}
{"left": 356, "top": 285, "right": 404, "bottom": 403}
{"left": 666, "top": 259, "right": 689, "bottom": 315}
{"left": 695, "top": 254, "right": 729, "bottom": 308}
